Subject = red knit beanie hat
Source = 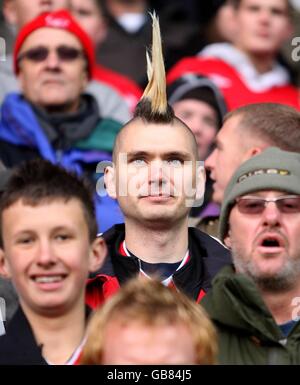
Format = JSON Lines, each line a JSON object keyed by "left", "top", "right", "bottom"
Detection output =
{"left": 14, "top": 10, "right": 95, "bottom": 79}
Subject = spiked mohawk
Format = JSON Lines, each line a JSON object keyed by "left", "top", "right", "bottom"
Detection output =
{"left": 134, "top": 12, "right": 175, "bottom": 123}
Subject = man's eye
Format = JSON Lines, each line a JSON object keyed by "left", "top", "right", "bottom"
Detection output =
{"left": 166, "top": 159, "right": 183, "bottom": 166}
{"left": 132, "top": 159, "right": 146, "bottom": 165}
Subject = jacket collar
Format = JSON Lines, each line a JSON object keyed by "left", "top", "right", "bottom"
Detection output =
{"left": 4, "top": 306, "right": 47, "bottom": 365}
{"left": 202, "top": 265, "right": 300, "bottom": 342}
{"left": 99, "top": 223, "right": 231, "bottom": 301}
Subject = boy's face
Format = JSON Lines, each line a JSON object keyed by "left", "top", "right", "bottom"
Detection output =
{"left": 0, "top": 198, "right": 104, "bottom": 317}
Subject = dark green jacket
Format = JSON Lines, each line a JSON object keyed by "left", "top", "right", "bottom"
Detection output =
{"left": 202, "top": 265, "right": 300, "bottom": 365}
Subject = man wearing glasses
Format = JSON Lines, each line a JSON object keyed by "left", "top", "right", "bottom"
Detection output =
{"left": 0, "top": 10, "right": 124, "bottom": 233}
{"left": 202, "top": 147, "right": 300, "bottom": 364}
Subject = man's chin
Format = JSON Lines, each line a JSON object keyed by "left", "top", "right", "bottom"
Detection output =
{"left": 249, "top": 264, "right": 297, "bottom": 292}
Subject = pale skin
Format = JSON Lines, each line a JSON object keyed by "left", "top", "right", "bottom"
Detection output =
{"left": 226, "top": 190, "right": 300, "bottom": 324}
{"left": 0, "top": 198, "right": 106, "bottom": 364}
{"left": 205, "top": 114, "right": 266, "bottom": 204}
{"left": 173, "top": 99, "right": 218, "bottom": 160}
{"left": 101, "top": 320, "right": 197, "bottom": 364}
{"left": 70, "top": 0, "right": 107, "bottom": 46}
{"left": 17, "top": 28, "right": 88, "bottom": 114}
{"left": 105, "top": 120, "right": 205, "bottom": 263}
{"left": 3, "top": 0, "right": 70, "bottom": 30}
{"left": 232, "top": 0, "right": 293, "bottom": 73}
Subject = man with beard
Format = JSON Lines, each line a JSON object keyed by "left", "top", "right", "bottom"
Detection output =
{"left": 202, "top": 147, "right": 300, "bottom": 364}
{"left": 85, "top": 14, "right": 231, "bottom": 308}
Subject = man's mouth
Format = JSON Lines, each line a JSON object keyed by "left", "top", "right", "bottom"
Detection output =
{"left": 256, "top": 232, "right": 286, "bottom": 253}
{"left": 140, "top": 192, "right": 173, "bottom": 198}
{"left": 42, "top": 78, "right": 64, "bottom": 85}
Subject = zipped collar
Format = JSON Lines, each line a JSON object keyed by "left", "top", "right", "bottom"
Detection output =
{"left": 100, "top": 224, "right": 220, "bottom": 301}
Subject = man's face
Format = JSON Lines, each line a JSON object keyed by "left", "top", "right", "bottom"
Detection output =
{"left": 105, "top": 122, "right": 205, "bottom": 228}
{"left": 173, "top": 99, "right": 218, "bottom": 160}
{"left": 227, "top": 191, "right": 300, "bottom": 290}
{"left": 102, "top": 321, "right": 197, "bottom": 364}
{"left": 17, "top": 27, "right": 88, "bottom": 113}
{"left": 234, "top": 0, "right": 292, "bottom": 56}
{"left": 205, "top": 115, "right": 246, "bottom": 204}
{"left": 0, "top": 198, "right": 103, "bottom": 316}
{"left": 7, "top": 0, "right": 69, "bottom": 29}
{"left": 70, "top": 0, "right": 107, "bottom": 45}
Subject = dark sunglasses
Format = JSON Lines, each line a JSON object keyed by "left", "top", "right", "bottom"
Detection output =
{"left": 235, "top": 195, "right": 300, "bottom": 214}
{"left": 17, "top": 45, "right": 84, "bottom": 63}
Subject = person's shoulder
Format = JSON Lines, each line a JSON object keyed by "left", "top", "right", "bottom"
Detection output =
{"left": 0, "top": 331, "right": 19, "bottom": 364}
{"left": 190, "top": 226, "right": 226, "bottom": 249}
{"left": 189, "top": 227, "right": 232, "bottom": 269}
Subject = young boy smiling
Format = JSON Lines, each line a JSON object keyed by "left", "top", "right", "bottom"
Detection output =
{"left": 0, "top": 159, "right": 106, "bottom": 364}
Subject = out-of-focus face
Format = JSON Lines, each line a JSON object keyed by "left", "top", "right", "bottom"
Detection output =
{"left": 0, "top": 198, "right": 103, "bottom": 317}
{"left": 234, "top": 0, "right": 292, "bottom": 56}
{"left": 102, "top": 321, "right": 197, "bottom": 364}
{"left": 173, "top": 99, "right": 218, "bottom": 160}
{"left": 227, "top": 190, "right": 300, "bottom": 290}
{"left": 214, "top": 1, "right": 237, "bottom": 42}
{"left": 17, "top": 27, "right": 88, "bottom": 113}
{"left": 7, "top": 0, "right": 69, "bottom": 29}
{"left": 105, "top": 121, "right": 205, "bottom": 228}
{"left": 205, "top": 115, "right": 246, "bottom": 204}
{"left": 70, "top": 0, "right": 107, "bottom": 45}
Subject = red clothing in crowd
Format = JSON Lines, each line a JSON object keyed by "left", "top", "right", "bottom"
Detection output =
{"left": 167, "top": 45, "right": 300, "bottom": 111}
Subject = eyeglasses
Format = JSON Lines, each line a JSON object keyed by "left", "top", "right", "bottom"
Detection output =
{"left": 235, "top": 195, "right": 300, "bottom": 214}
{"left": 17, "top": 45, "right": 84, "bottom": 63}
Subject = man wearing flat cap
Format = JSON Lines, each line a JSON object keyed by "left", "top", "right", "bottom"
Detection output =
{"left": 202, "top": 147, "right": 300, "bottom": 364}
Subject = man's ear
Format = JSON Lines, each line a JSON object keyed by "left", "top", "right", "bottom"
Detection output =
{"left": 104, "top": 165, "right": 117, "bottom": 199}
{"left": 0, "top": 248, "right": 11, "bottom": 279}
{"left": 195, "top": 163, "right": 206, "bottom": 201}
{"left": 224, "top": 230, "right": 232, "bottom": 249}
{"left": 242, "top": 146, "right": 263, "bottom": 162}
{"left": 95, "top": 17, "right": 108, "bottom": 45}
{"left": 89, "top": 236, "right": 107, "bottom": 273}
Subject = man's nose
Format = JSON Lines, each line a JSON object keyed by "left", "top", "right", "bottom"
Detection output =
{"left": 44, "top": 50, "right": 61, "bottom": 69}
{"left": 205, "top": 149, "right": 216, "bottom": 172}
{"left": 149, "top": 160, "right": 166, "bottom": 183}
{"left": 261, "top": 202, "right": 282, "bottom": 227}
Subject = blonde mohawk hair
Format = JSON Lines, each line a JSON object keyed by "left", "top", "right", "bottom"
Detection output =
{"left": 134, "top": 12, "right": 174, "bottom": 123}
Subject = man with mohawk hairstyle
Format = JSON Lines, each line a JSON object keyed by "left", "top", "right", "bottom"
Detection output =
{"left": 86, "top": 14, "right": 231, "bottom": 308}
